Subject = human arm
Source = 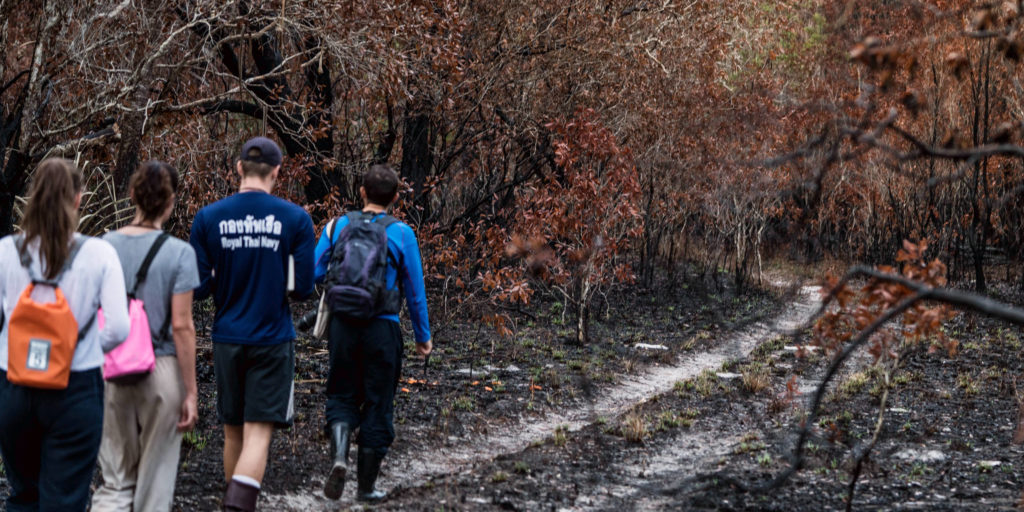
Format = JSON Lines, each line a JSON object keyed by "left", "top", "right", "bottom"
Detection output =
{"left": 313, "top": 219, "right": 334, "bottom": 284}
{"left": 97, "top": 241, "right": 130, "bottom": 352}
{"left": 189, "top": 211, "right": 214, "bottom": 301}
{"left": 289, "top": 212, "right": 316, "bottom": 300}
{"left": 171, "top": 290, "right": 198, "bottom": 431}
{"left": 398, "top": 225, "right": 431, "bottom": 346}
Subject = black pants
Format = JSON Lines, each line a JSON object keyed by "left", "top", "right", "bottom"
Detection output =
{"left": 325, "top": 316, "right": 402, "bottom": 452}
{"left": 0, "top": 368, "right": 104, "bottom": 512}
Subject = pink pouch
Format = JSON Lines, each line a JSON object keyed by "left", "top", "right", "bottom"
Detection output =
{"left": 100, "top": 298, "right": 156, "bottom": 384}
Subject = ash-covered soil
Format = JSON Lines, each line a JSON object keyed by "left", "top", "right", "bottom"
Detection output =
{"left": 380, "top": 289, "right": 1024, "bottom": 512}
{"left": 12, "top": 276, "right": 1019, "bottom": 511}
{"left": 169, "top": 276, "right": 782, "bottom": 510}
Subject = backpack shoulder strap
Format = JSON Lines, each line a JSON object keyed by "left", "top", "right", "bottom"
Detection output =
{"left": 373, "top": 215, "right": 404, "bottom": 272}
{"left": 335, "top": 211, "right": 367, "bottom": 244}
{"left": 332, "top": 215, "right": 349, "bottom": 241}
{"left": 14, "top": 234, "right": 25, "bottom": 262}
{"left": 16, "top": 235, "right": 88, "bottom": 285}
{"left": 77, "top": 311, "right": 97, "bottom": 341}
{"left": 130, "top": 232, "right": 170, "bottom": 298}
{"left": 14, "top": 234, "right": 37, "bottom": 281}
{"left": 10, "top": 234, "right": 95, "bottom": 340}
{"left": 345, "top": 210, "right": 365, "bottom": 226}
{"left": 148, "top": 234, "right": 175, "bottom": 343}
{"left": 376, "top": 215, "right": 399, "bottom": 229}
{"left": 60, "top": 236, "right": 88, "bottom": 278}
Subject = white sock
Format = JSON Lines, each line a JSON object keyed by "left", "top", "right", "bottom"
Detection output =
{"left": 232, "top": 475, "right": 261, "bottom": 489}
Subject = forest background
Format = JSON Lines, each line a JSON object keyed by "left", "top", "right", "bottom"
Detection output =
{"left": 2, "top": 0, "right": 1024, "bottom": 341}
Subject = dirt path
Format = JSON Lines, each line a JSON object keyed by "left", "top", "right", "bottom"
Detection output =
{"left": 262, "top": 285, "right": 821, "bottom": 510}
{"left": 566, "top": 289, "right": 846, "bottom": 511}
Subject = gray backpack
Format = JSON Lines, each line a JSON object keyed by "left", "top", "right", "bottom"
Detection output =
{"left": 324, "top": 211, "right": 402, "bottom": 322}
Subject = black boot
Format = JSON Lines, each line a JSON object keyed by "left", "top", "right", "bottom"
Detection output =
{"left": 223, "top": 478, "right": 259, "bottom": 512}
{"left": 356, "top": 446, "right": 387, "bottom": 501}
{"left": 324, "top": 422, "right": 351, "bottom": 500}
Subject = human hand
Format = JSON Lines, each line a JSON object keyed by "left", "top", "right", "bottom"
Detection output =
{"left": 416, "top": 339, "right": 432, "bottom": 357}
{"left": 177, "top": 393, "right": 198, "bottom": 432}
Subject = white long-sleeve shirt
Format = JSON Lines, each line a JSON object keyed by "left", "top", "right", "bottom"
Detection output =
{"left": 0, "top": 234, "right": 130, "bottom": 371}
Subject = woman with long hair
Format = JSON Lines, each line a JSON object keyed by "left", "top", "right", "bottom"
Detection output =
{"left": 0, "top": 158, "right": 131, "bottom": 510}
{"left": 91, "top": 161, "right": 200, "bottom": 512}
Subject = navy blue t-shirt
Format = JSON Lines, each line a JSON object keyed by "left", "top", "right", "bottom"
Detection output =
{"left": 190, "top": 191, "right": 315, "bottom": 345}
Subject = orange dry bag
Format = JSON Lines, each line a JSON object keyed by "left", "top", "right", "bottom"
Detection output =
{"left": 6, "top": 236, "right": 94, "bottom": 390}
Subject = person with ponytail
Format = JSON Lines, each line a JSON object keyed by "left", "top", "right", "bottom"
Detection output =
{"left": 0, "top": 158, "right": 131, "bottom": 511}
{"left": 91, "top": 161, "right": 200, "bottom": 512}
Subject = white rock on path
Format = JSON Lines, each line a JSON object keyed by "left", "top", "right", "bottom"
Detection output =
{"left": 894, "top": 448, "right": 947, "bottom": 463}
{"left": 454, "top": 365, "right": 522, "bottom": 376}
{"left": 634, "top": 343, "right": 669, "bottom": 350}
{"left": 783, "top": 345, "right": 819, "bottom": 352}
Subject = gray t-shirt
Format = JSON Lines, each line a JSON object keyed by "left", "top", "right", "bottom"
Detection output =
{"left": 103, "top": 231, "right": 200, "bottom": 357}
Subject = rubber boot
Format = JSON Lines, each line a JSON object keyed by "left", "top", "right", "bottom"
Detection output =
{"left": 223, "top": 479, "right": 259, "bottom": 512}
{"left": 356, "top": 446, "right": 387, "bottom": 502}
{"left": 323, "top": 422, "right": 351, "bottom": 500}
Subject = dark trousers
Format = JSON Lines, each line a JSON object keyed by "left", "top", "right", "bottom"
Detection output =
{"left": 0, "top": 368, "right": 104, "bottom": 512}
{"left": 325, "top": 316, "right": 402, "bottom": 453}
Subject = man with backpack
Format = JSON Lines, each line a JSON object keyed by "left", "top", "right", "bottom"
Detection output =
{"left": 189, "top": 137, "right": 315, "bottom": 512}
{"left": 313, "top": 163, "right": 431, "bottom": 501}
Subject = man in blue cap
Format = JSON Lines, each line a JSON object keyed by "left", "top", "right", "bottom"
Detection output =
{"left": 189, "top": 137, "right": 316, "bottom": 511}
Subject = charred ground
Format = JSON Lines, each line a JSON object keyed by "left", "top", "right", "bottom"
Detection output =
{"left": 170, "top": 274, "right": 781, "bottom": 510}
{"left": 380, "top": 285, "right": 1024, "bottom": 511}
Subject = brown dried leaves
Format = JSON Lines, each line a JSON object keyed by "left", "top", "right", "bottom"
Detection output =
{"left": 812, "top": 240, "right": 957, "bottom": 363}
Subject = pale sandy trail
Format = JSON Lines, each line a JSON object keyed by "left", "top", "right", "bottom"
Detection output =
{"left": 262, "top": 285, "right": 821, "bottom": 510}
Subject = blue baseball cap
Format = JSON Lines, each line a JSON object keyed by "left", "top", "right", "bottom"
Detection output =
{"left": 240, "top": 137, "right": 283, "bottom": 167}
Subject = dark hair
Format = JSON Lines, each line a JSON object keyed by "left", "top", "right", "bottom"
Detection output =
{"left": 362, "top": 164, "right": 399, "bottom": 206}
{"left": 20, "top": 158, "right": 84, "bottom": 280}
{"left": 240, "top": 157, "right": 276, "bottom": 179}
{"left": 129, "top": 161, "right": 179, "bottom": 223}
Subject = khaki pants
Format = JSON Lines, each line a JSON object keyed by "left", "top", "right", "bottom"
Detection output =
{"left": 91, "top": 356, "right": 185, "bottom": 512}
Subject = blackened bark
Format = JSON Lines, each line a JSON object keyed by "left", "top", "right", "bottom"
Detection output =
{"left": 0, "top": 150, "right": 29, "bottom": 236}
{"left": 114, "top": 110, "right": 144, "bottom": 194}
{"left": 0, "top": 192, "right": 14, "bottom": 236}
{"left": 299, "top": 36, "right": 337, "bottom": 205}
{"left": 401, "top": 111, "right": 432, "bottom": 199}
{"left": 188, "top": 9, "right": 343, "bottom": 207}
{"left": 974, "top": 235, "right": 987, "bottom": 292}
{"left": 0, "top": 75, "right": 27, "bottom": 236}
{"left": 374, "top": 101, "right": 396, "bottom": 164}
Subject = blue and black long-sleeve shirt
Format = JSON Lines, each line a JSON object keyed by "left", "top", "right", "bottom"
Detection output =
{"left": 313, "top": 212, "right": 431, "bottom": 344}
{"left": 190, "top": 191, "right": 315, "bottom": 345}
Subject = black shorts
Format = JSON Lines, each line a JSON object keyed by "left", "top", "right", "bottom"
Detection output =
{"left": 213, "top": 342, "right": 295, "bottom": 428}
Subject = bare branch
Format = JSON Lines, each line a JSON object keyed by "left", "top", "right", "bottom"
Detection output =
{"left": 37, "top": 126, "right": 120, "bottom": 160}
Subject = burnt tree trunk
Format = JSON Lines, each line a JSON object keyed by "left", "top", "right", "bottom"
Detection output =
{"left": 0, "top": 151, "right": 29, "bottom": 236}
{"left": 400, "top": 109, "right": 432, "bottom": 220}
{"left": 192, "top": 13, "right": 343, "bottom": 213}
{"left": 114, "top": 110, "right": 145, "bottom": 194}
